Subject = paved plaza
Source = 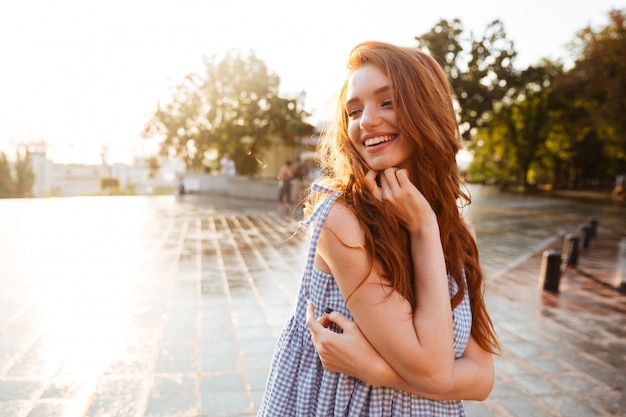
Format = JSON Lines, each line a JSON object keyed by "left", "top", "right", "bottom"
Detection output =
{"left": 0, "top": 187, "right": 625, "bottom": 417}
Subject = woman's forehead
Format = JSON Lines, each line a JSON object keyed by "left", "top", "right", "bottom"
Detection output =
{"left": 346, "top": 65, "right": 390, "bottom": 98}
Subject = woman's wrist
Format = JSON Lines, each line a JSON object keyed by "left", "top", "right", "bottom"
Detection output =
{"left": 362, "top": 356, "right": 396, "bottom": 387}
{"left": 407, "top": 219, "right": 440, "bottom": 237}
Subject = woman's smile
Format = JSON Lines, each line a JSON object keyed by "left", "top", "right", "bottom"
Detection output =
{"left": 364, "top": 134, "right": 397, "bottom": 148}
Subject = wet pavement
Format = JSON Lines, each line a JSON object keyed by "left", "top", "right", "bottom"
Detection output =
{"left": 0, "top": 185, "right": 624, "bottom": 417}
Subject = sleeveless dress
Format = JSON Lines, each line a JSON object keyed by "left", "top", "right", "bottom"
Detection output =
{"left": 257, "top": 184, "right": 472, "bottom": 417}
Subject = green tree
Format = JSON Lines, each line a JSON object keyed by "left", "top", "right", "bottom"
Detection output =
{"left": 416, "top": 19, "right": 519, "bottom": 139}
{"left": 508, "top": 64, "right": 561, "bottom": 188}
{"left": 0, "top": 152, "right": 15, "bottom": 198}
{"left": 146, "top": 155, "right": 160, "bottom": 179}
{"left": 533, "top": 9, "right": 626, "bottom": 190}
{"left": 431, "top": 10, "right": 625, "bottom": 189}
{"left": 549, "top": 67, "right": 608, "bottom": 188}
{"left": 568, "top": 9, "right": 626, "bottom": 177}
{"left": 143, "top": 49, "right": 311, "bottom": 175}
{"left": 468, "top": 62, "right": 561, "bottom": 188}
{"left": 100, "top": 177, "right": 120, "bottom": 194}
{"left": 466, "top": 125, "right": 515, "bottom": 184}
{"left": 14, "top": 148, "right": 34, "bottom": 198}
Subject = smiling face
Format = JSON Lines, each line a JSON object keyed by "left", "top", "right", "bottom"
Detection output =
{"left": 345, "top": 64, "right": 417, "bottom": 174}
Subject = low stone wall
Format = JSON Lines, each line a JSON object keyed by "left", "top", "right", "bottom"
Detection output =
{"left": 181, "top": 173, "right": 278, "bottom": 201}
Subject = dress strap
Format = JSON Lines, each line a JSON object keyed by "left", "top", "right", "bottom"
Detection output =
{"left": 299, "top": 183, "right": 341, "bottom": 300}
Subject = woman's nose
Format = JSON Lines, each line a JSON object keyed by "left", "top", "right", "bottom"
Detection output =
{"left": 359, "top": 106, "right": 382, "bottom": 130}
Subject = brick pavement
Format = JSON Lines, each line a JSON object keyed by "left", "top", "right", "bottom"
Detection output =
{"left": 0, "top": 195, "right": 624, "bottom": 417}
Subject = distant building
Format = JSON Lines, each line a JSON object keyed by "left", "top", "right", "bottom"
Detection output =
{"left": 29, "top": 151, "right": 53, "bottom": 197}
{"left": 25, "top": 130, "right": 320, "bottom": 198}
{"left": 51, "top": 162, "right": 108, "bottom": 196}
{"left": 28, "top": 152, "right": 184, "bottom": 197}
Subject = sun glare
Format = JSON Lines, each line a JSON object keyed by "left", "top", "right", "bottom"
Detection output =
{"left": 457, "top": 148, "right": 473, "bottom": 171}
{"left": 7, "top": 197, "right": 152, "bottom": 381}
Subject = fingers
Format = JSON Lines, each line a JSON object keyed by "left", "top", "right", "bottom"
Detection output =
{"left": 364, "top": 169, "right": 381, "bottom": 199}
{"left": 379, "top": 168, "right": 413, "bottom": 203}
{"left": 394, "top": 168, "right": 411, "bottom": 186}
{"left": 379, "top": 168, "right": 398, "bottom": 195}
{"left": 306, "top": 302, "right": 331, "bottom": 334}
{"left": 305, "top": 301, "right": 319, "bottom": 331}
{"left": 306, "top": 303, "right": 352, "bottom": 335}
{"left": 366, "top": 168, "right": 414, "bottom": 202}
{"left": 322, "top": 307, "right": 353, "bottom": 331}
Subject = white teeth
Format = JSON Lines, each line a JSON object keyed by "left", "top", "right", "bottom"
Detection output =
{"left": 364, "top": 135, "right": 395, "bottom": 147}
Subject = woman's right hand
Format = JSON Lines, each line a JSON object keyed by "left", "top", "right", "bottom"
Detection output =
{"left": 305, "top": 302, "right": 389, "bottom": 385}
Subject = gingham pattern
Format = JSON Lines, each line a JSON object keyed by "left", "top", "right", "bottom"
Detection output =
{"left": 258, "top": 183, "right": 471, "bottom": 416}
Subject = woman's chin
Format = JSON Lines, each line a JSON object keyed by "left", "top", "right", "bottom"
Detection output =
{"left": 367, "top": 162, "right": 393, "bottom": 171}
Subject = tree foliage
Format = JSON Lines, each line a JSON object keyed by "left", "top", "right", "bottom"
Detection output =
{"left": 14, "top": 149, "right": 34, "bottom": 198}
{"left": 143, "top": 49, "right": 311, "bottom": 175}
{"left": 415, "top": 19, "right": 519, "bottom": 138}
{"left": 524, "top": 8, "right": 626, "bottom": 188}
{"left": 424, "top": 10, "right": 626, "bottom": 190}
{"left": 567, "top": 9, "right": 626, "bottom": 173}
{"left": 0, "top": 152, "right": 15, "bottom": 198}
{"left": 475, "top": 62, "right": 562, "bottom": 187}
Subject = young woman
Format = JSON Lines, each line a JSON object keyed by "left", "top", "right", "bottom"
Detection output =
{"left": 258, "top": 41, "right": 499, "bottom": 416}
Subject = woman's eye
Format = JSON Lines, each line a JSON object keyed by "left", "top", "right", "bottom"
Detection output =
{"left": 382, "top": 99, "right": 393, "bottom": 107}
{"left": 348, "top": 109, "right": 362, "bottom": 118}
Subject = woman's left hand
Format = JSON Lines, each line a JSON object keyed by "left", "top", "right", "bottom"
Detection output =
{"left": 364, "top": 168, "right": 436, "bottom": 233}
{"left": 305, "top": 302, "right": 387, "bottom": 383}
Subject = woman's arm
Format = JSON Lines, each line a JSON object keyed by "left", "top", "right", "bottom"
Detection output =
{"left": 306, "top": 304, "right": 494, "bottom": 400}
{"left": 314, "top": 168, "right": 454, "bottom": 394}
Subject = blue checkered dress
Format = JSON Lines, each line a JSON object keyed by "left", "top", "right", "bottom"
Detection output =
{"left": 257, "top": 184, "right": 471, "bottom": 416}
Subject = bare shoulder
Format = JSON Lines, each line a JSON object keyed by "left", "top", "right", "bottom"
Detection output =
{"left": 321, "top": 199, "right": 365, "bottom": 248}
{"left": 315, "top": 198, "right": 372, "bottom": 293}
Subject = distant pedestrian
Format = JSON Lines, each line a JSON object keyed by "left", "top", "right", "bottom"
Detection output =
{"left": 175, "top": 176, "right": 185, "bottom": 196}
{"left": 220, "top": 153, "right": 236, "bottom": 176}
{"left": 612, "top": 174, "right": 625, "bottom": 199}
{"left": 277, "top": 160, "right": 295, "bottom": 214}
{"left": 293, "top": 159, "right": 309, "bottom": 207}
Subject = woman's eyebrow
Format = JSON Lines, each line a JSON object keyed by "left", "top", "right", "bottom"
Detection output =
{"left": 345, "top": 85, "right": 391, "bottom": 108}
{"left": 374, "top": 85, "right": 391, "bottom": 95}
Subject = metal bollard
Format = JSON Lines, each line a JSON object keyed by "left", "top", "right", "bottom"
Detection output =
{"left": 587, "top": 216, "right": 598, "bottom": 238}
{"left": 615, "top": 237, "right": 626, "bottom": 293}
{"left": 562, "top": 233, "right": 579, "bottom": 268}
{"left": 578, "top": 223, "right": 592, "bottom": 249}
{"left": 539, "top": 250, "right": 562, "bottom": 292}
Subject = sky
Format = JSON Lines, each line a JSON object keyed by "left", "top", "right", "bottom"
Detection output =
{"left": 0, "top": 0, "right": 624, "bottom": 165}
